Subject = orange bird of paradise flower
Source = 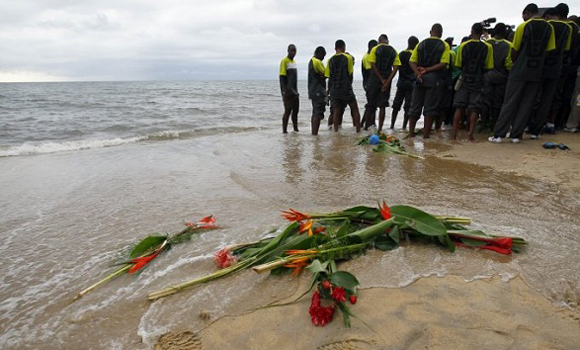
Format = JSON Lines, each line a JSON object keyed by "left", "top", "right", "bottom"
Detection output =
{"left": 284, "top": 257, "right": 311, "bottom": 276}
{"left": 281, "top": 209, "right": 311, "bottom": 222}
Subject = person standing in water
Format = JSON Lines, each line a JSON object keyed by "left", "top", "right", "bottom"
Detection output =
{"left": 391, "top": 36, "right": 419, "bottom": 130}
{"left": 408, "top": 23, "right": 451, "bottom": 138}
{"left": 280, "top": 44, "right": 299, "bottom": 133}
{"left": 325, "top": 40, "right": 361, "bottom": 133}
{"left": 308, "top": 46, "right": 327, "bottom": 135}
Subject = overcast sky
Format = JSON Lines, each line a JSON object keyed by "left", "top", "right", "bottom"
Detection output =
{"left": 0, "top": 0, "right": 562, "bottom": 82}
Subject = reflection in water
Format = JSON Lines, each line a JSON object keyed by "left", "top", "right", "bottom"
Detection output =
{"left": 281, "top": 136, "right": 303, "bottom": 185}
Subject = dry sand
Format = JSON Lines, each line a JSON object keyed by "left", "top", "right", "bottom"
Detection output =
{"left": 155, "top": 132, "right": 580, "bottom": 350}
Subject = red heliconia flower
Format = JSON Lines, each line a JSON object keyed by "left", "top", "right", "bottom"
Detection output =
{"left": 214, "top": 247, "right": 237, "bottom": 269}
{"left": 349, "top": 295, "right": 357, "bottom": 304}
{"left": 491, "top": 237, "right": 513, "bottom": 250}
{"left": 311, "top": 305, "right": 335, "bottom": 326}
{"left": 479, "top": 245, "right": 512, "bottom": 255}
{"left": 379, "top": 201, "right": 392, "bottom": 220}
{"left": 309, "top": 290, "right": 335, "bottom": 326}
{"left": 128, "top": 240, "right": 167, "bottom": 274}
{"left": 185, "top": 215, "right": 218, "bottom": 229}
{"left": 331, "top": 286, "right": 347, "bottom": 303}
{"left": 281, "top": 208, "right": 311, "bottom": 222}
{"left": 454, "top": 242, "right": 512, "bottom": 255}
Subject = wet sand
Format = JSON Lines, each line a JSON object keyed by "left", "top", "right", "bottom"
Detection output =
{"left": 156, "top": 277, "right": 579, "bottom": 350}
{"left": 436, "top": 132, "right": 580, "bottom": 191}
{"left": 156, "top": 131, "right": 580, "bottom": 350}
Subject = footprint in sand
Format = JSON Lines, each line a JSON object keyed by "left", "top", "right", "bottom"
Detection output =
{"left": 317, "top": 339, "right": 378, "bottom": 350}
{"left": 154, "top": 331, "right": 202, "bottom": 350}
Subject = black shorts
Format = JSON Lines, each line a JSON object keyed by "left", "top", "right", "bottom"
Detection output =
{"left": 311, "top": 97, "right": 326, "bottom": 120}
{"left": 283, "top": 94, "right": 299, "bottom": 112}
{"left": 408, "top": 85, "right": 440, "bottom": 119}
{"left": 453, "top": 88, "right": 482, "bottom": 112}
{"left": 392, "top": 87, "right": 412, "bottom": 113}
{"left": 331, "top": 93, "right": 356, "bottom": 109}
{"left": 366, "top": 86, "right": 390, "bottom": 109}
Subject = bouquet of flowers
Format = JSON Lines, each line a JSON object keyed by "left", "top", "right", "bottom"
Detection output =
{"left": 147, "top": 203, "right": 526, "bottom": 327}
{"left": 74, "top": 216, "right": 218, "bottom": 300}
{"left": 358, "top": 133, "right": 424, "bottom": 159}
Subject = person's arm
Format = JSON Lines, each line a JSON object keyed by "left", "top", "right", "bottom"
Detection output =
{"left": 383, "top": 66, "right": 399, "bottom": 92}
{"left": 510, "top": 48, "right": 519, "bottom": 63}
{"left": 484, "top": 42, "right": 494, "bottom": 72}
{"left": 325, "top": 59, "right": 332, "bottom": 95}
{"left": 423, "top": 62, "right": 447, "bottom": 74}
{"left": 279, "top": 59, "right": 288, "bottom": 97}
{"left": 409, "top": 61, "right": 422, "bottom": 83}
{"left": 279, "top": 76, "right": 288, "bottom": 96}
{"left": 371, "top": 62, "right": 385, "bottom": 85}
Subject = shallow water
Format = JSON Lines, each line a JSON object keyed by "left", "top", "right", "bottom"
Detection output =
{"left": 1, "top": 130, "right": 579, "bottom": 349}
{"left": 0, "top": 82, "right": 579, "bottom": 350}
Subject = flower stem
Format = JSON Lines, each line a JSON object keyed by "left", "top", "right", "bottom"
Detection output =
{"left": 148, "top": 258, "right": 256, "bottom": 301}
{"left": 74, "top": 264, "right": 131, "bottom": 301}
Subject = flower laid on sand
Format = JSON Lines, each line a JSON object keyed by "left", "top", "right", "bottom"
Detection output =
{"left": 358, "top": 132, "right": 424, "bottom": 159}
{"left": 73, "top": 215, "right": 219, "bottom": 301}
{"left": 147, "top": 203, "right": 527, "bottom": 328}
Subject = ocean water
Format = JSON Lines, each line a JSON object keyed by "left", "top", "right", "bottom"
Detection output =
{"left": 0, "top": 81, "right": 578, "bottom": 349}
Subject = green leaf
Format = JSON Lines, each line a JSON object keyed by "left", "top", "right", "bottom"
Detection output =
{"left": 334, "top": 220, "right": 352, "bottom": 238}
{"left": 459, "top": 238, "right": 490, "bottom": 247}
{"left": 129, "top": 235, "right": 167, "bottom": 259}
{"left": 438, "top": 234, "right": 456, "bottom": 252}
{"left": 375, "top": 235, "right": 399, "bottom": 251}
{"left": 329, "top": 271, "right": 359, "bottom": 293}
{"left": 388, "top": 226, "right": 400, "bottom": 244}
{"left": 342, "top": 206, "right": 381, "bottom": 221}
{"left": 345, "top": 219, "right": 394, "bottom": 244}
{"left": 391, "top": 205, "right": 447, "bottom": 236}
{"left": 336, "top": 302, "right": 352, "bottom": 328}
{"left": 306, "top": 259, "right": 329, "bottom": 275}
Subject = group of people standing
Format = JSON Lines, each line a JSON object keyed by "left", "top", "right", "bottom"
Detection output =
{"left": 279, "top": 3, "right": 580, "bottom": 143}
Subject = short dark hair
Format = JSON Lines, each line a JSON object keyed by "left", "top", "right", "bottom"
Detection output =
{"left": 314, "top": 46, "right": 326, "bottom": 56}
{"left": 523, "top": 3, "right": 539, "bottom": 15}
{"left": 472, "top": 22, "right": 484, "bottom": 36}
{"left": 335, "top": 39, "right": 345, "bottom": 50}
{"left": 555, "top": 3, "right": 569, "bottom": 18}
{"left": 431, "top": 23, "right": 443, "bottom": 36}
{"left": 378, "top": 34, "right": 388, "bottom": 42}
{"left": 494, "top": 23, "right": 507, "bottom": 37}
{"left": 287, "top": 44, "right": 296, "bottom": 51}
{"left": 368, "top": 39, "right": 378, "bottom": 50}
{"left": 408, "top": 36, "right": 419, "bottom": 48}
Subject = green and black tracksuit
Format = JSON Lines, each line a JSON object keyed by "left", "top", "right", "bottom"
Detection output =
{"left": 392, "top": 49, "right": 414, "bottom": 113}
{"left": 529, "top": 20, "right": 572, "bottom": 135}
{"left": 453, "top": 39, "right": 493, "bottom": 112}
{"left": 325, "top": 53, "right": 355, "bottom": 106}
{"left": 493, "top": 18, "right": 556, "bottom": 139}
{"left": 308, "top": 57, "right": 327, "bottom": 119}
{"left": 366, "top": 43, "right": 401, "bottom": 109}
{"left": 408, "top": 37, "right": 450, "bottom": 118}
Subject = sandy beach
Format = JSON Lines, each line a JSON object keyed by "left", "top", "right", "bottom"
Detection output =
{"left": 155, "top": 132, "right": 580, "bottom": 350}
